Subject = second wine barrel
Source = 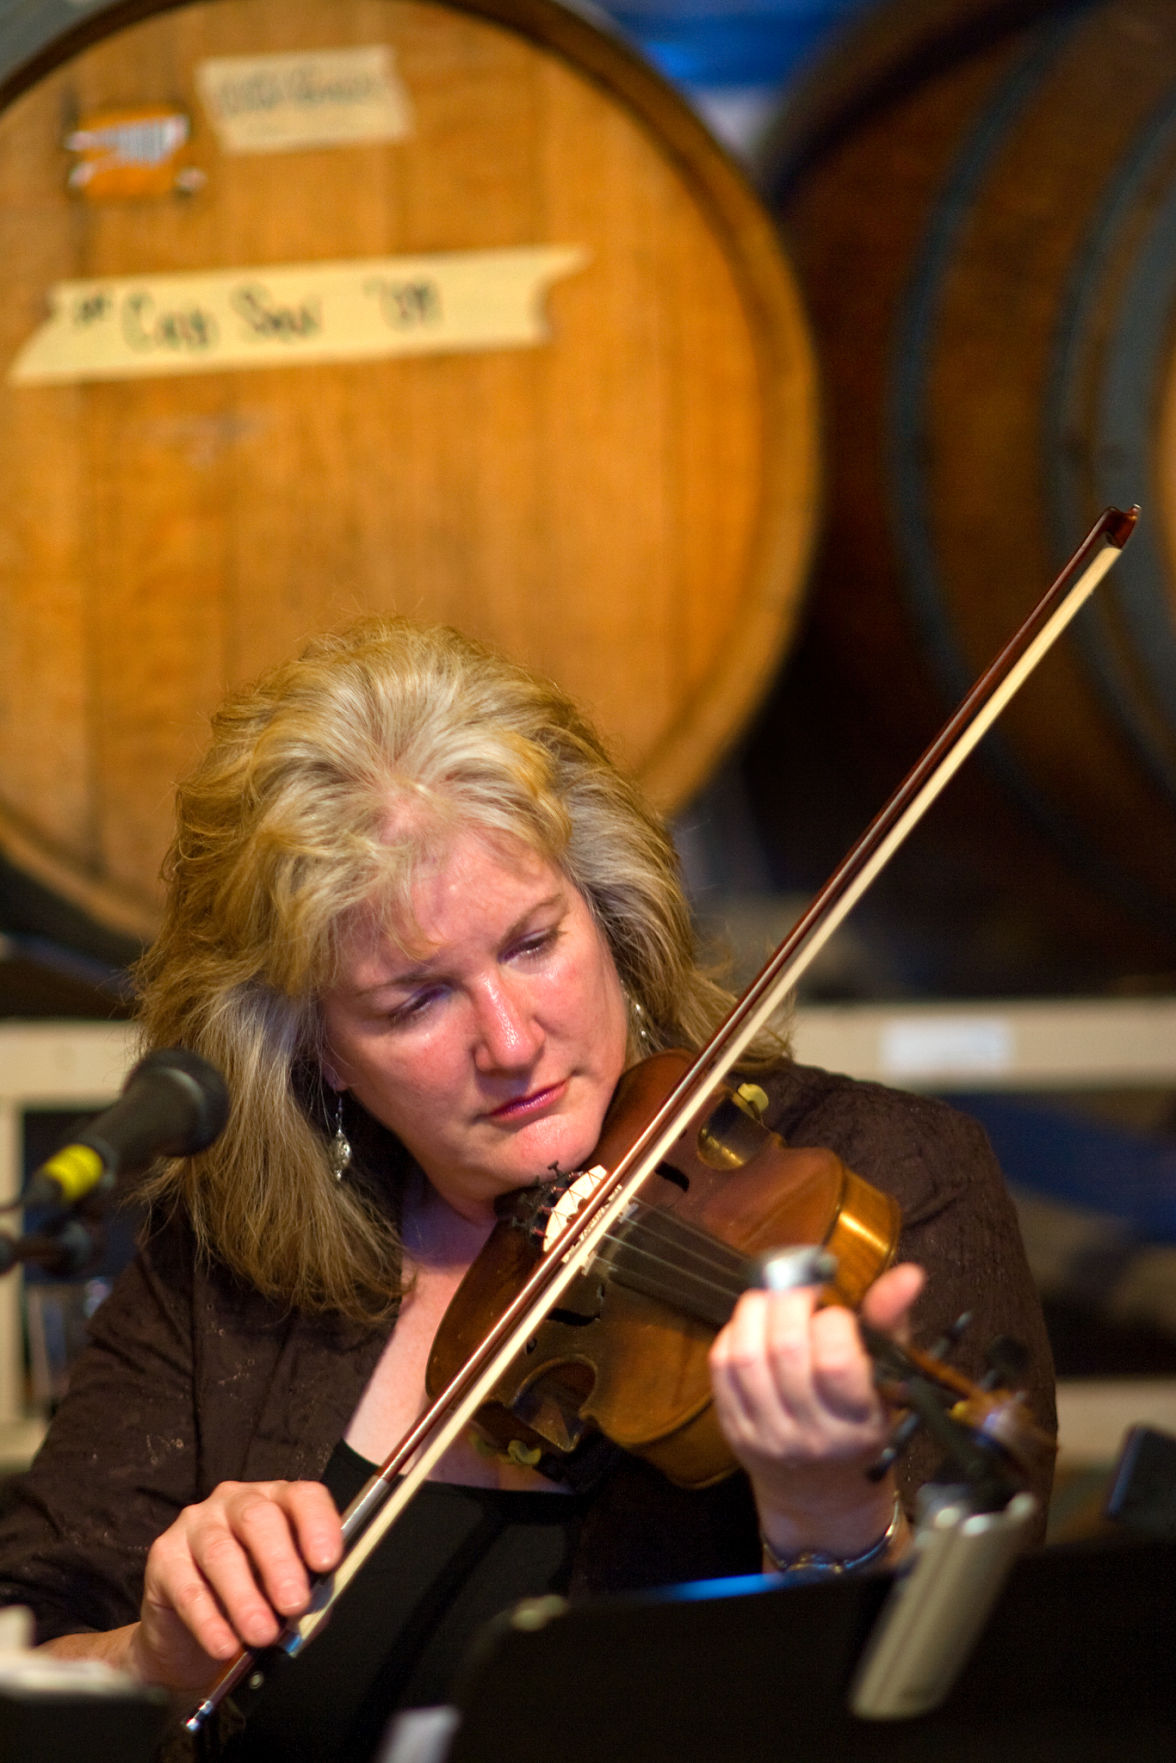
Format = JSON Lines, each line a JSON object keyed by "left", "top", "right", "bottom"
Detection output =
{"left": 757, "top": 0, "right": 1176, "bottom": 990}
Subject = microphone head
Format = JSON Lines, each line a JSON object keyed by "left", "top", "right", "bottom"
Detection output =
{"left": 23, "top": 1048, "right": 232, "bottom": 1210}
{"left": 115, "top": 1047, "right": 231, "bottom": 1161}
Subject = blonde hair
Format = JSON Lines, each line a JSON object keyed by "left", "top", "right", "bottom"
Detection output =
{"left": 136, "top": 617, "right": 758, "bottom": 1323}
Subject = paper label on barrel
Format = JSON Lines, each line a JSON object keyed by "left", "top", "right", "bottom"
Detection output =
{"left": 8, "top": 246, "right": 589, "bottom": 384}
{"left": 196, "top": 46, "right": 412, "bottom": 153}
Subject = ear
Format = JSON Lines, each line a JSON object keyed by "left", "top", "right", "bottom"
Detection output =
{"left": 321, "top": 1057, "right": 345, "bottom": 1093}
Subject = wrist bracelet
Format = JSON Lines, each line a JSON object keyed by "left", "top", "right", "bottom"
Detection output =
{"left": 760, "top": 1492, "right": 904, "bottom": 1579}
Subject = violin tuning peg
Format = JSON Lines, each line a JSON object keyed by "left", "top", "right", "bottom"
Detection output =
{"left": 928, "top": 1312, "right": 972, "bottom": 1360}
{"left": 868, "top": 1409, "right": 922, "bottom": 1481}
{"left": 982, "top": 1334, "right": 1029, "bottom": 1389}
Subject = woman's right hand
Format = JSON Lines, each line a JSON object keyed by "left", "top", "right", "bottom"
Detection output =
{"left": 128, "top": 1479, "right": 344, "bottom": 1690}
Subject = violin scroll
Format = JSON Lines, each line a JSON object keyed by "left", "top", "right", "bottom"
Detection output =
{"left": 862, "top": 1312, "right": 1056, "bottom": 1508}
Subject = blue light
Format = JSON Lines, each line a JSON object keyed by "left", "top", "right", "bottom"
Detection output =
{"left": 649, "top": 1570, "right": 778, "bottom": 1603}
{"left": 600, "top": 2, "right": 877, "bottom": 93}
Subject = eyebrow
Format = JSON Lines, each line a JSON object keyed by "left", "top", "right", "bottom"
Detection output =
{"left": 352, "top": 889, "right": 568, "bottom": 998}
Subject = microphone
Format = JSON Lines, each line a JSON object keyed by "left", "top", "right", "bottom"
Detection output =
{"left": 23, "top": 1047, "right": 230, "bottom": 1209}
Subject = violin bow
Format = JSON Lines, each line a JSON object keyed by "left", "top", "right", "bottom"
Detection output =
{"left": 188, "top": 502, "right": 1137, "bottom": 1733}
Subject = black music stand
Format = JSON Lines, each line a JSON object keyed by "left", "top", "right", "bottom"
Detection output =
{"left": 0, "top": 1676, "right": 167, "bottom": 1763}
{"left": 435, "top": 1536, "right": 1176, "bottom": 1763}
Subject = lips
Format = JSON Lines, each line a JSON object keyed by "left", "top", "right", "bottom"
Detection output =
{"left": 485, "top": 1079, "right": 568, "bottom": 1122}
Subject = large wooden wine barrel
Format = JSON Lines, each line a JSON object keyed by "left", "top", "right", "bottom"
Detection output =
{"left": 0, "top": 0, "right": 818, "bottom": 954}
{"left": 756, "top": 0, "right": 1176, "bottom": 990}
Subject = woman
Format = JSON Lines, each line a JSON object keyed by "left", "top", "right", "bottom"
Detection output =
{"left": 0, "top": 618, "right": 1055, "bottom": 1759}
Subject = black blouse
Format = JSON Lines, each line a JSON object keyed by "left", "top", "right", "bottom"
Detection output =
{"left": 224, "top": 1442, "right": 592, "bottom": 1763}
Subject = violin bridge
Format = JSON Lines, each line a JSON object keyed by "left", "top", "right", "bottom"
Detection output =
{"left": 503, "top": 1165, "right": 611, "bottom": 1253}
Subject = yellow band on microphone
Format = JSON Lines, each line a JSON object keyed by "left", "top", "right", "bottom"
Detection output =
{"left": 39, "top": 1144, "right": 104, "bottom": 1204}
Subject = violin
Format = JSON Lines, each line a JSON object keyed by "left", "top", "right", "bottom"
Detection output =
{"left": 429, "top": 1049, "right": 901, "bottom": 1488}
{"left": 187, "top": 505, "right": 1135, "bottom": 1733}
{"left": 429, "top": 1050, "right": 1055, "bottom": 1498}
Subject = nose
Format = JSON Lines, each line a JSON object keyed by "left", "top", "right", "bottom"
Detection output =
{"left": 470, "top": 975, "right": 542, "bottom": 1073}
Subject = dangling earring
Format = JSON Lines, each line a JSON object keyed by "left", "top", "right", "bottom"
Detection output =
{"left": 330, "top": 1092, "right": 352, "bottom": 1182}
{"left": 628, "top": 992, "right": 653, "bottom": 1054}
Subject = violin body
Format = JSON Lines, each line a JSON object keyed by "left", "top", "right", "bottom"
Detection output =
{"left": 428, "top": 1052, "right": 901, "bottom": 1487}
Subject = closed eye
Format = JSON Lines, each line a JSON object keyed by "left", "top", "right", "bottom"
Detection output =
{"left": 506, "top": 925, "right": 560, "bottom": 962}
{"left": 387, "top": 984, "right": 446, "bottom": 1025}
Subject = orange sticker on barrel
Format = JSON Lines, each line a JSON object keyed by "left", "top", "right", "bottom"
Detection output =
{"left": 65, "top": 106, "right": 205, "bottom": 199}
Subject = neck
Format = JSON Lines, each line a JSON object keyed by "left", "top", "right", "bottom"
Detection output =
{"left": 403, "top": 1172, "right": 497, "bottom": 1269}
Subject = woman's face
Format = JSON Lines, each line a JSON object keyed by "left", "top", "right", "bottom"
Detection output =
{"left": 320, "top": 827, "right": 630, "bottom": 1220}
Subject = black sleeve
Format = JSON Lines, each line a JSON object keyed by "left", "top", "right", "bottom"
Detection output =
{"left": 0, "top": 1217, "right": 201, "bottom": 1642}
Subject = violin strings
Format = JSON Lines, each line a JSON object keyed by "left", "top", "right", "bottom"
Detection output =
{"left": 610, "top": 1198, "right": 745, "bottom": 1266}
{"left": 586, "top": 1199, "right": 758, "bottom": 1327}
{"left": 604, "top": 1203, "right": 746, "bottom": 1279}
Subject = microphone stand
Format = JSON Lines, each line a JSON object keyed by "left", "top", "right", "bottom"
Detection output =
{"left": 0, "top": 1212, "right": 104, "bottom": 1279}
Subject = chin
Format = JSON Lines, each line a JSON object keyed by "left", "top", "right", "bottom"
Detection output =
{"left": 505, "top": 1129, "right": 597, "bottom": 1190}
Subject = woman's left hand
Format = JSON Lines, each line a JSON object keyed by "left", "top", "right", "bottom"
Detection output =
{"left": 708, "top": 1261, "right": 925, "bottom": 1564}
